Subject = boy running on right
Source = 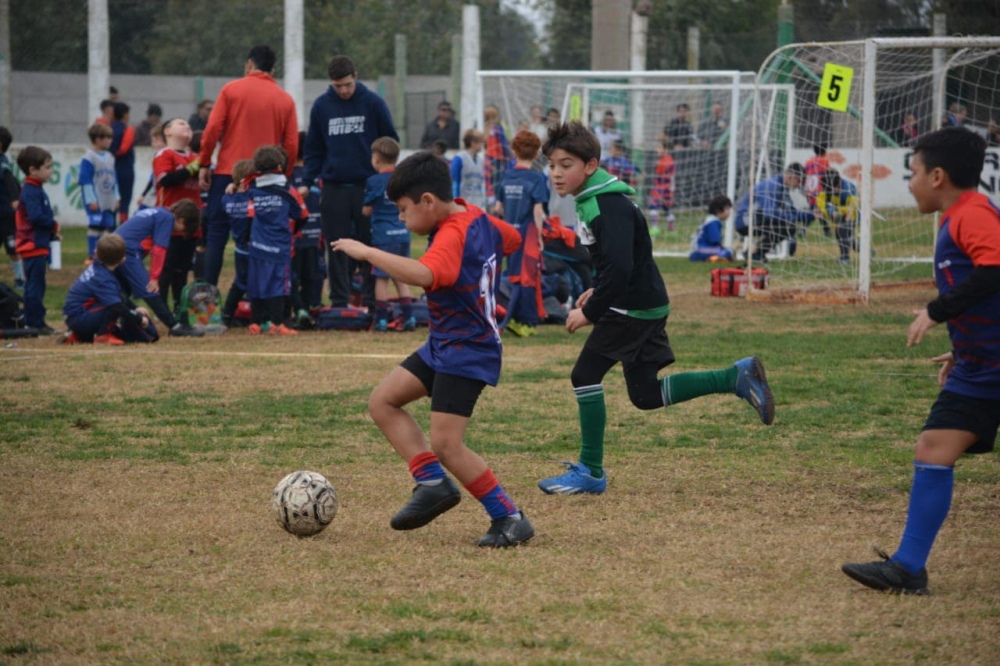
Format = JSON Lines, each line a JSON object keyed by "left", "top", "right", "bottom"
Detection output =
{"left": 538, "top": 122, "right": 774, "bottom": 495}
{"left": 841, "top": 127, "right": 1000, "bottom": 595}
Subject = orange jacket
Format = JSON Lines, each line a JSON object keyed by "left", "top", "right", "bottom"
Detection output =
{"left": 199, "top": 71, "right": 298, "bottom": 177}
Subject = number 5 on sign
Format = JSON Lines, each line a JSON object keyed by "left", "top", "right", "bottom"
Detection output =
{"left": 818, "top": 63, "right": 854, "bottom": 112}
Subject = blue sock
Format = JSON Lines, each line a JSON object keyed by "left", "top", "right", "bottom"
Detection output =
{"left": 408, "top": 451, "right": 446, "bottom": 485}
{"left": 87, "top": 231, "right": 99, "bottom": 258}
{"left": 892, "top": 462, "right": 954, "bottom": 574}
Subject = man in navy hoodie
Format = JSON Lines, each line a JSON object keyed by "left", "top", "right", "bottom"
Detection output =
{"left": 301, "top": 55, "right": 399, "bottom": 308}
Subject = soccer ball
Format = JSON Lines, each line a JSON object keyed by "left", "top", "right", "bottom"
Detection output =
{"left": 271, "top": 470, "right": 338, "bottom": 537}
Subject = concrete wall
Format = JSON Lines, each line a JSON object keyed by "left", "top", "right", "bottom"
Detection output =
{"left": 10, "top": 71, "right": 451, "bottom": 145}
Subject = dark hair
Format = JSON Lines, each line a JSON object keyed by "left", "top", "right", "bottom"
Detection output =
{"left": 372, "top": 136, "right": 401, "bottom": 164}
{"left": 231, "top": 159, "right": 256, "bottom": 185}
{"left": 95, "top": 233, "right": 126, "bottom": 266}
{"left": 147, "top": 103, "right": 163, "bottom": 117}
{"left": 547, "top": 107, "right": 559, "bottom": 116}
{"left": 603, "top": 109, "right": 615, "bottom": 117}
{"left": 813, "top": 144, "right": 827, "bottom": 156}
{"left": 820, "top": 168, "right": 841, "bottom": 192}
{"left": 708, "top": 193, "right": 732, "bottom": 215}
{"left": 88, "top": 122, "right": 113, "bottom": 142}
{"left": 113, "top": 102, "right": 130, "bottom": 121}
{"left": 16, "top": 145, "right": 51, "bottom": 174}
{"left": 248, "top": 45, "right": 277, "bottom": 73}
{"left": 677, "top": 103, "right": 690, "bottom": 111}
{"left": 786, "top": 162, "right": 806, "bottom": 179}
{"left": 328, "top": 55, "right": 357, "bottom": 81}
{"left": 511, "top": 130, "right": 541, "bottom": 160}
{"left": 462, "top": 128, "right": 484, "bottom": 148}
{"left": 197, "top": 99, "right": 213, "bottom": 112}
{"left": 432, "top": 139, "right": 448, "bottom": 156}
{"left": 386, "top": 151, "right": 452, "bottom": 203}
{"left": 542, "top": 121, "right": 601, "bottom": 164}
{"left": 190, "top": 130, "right": 203, "bottom": 153}
{"left": 438, "top": 100, "right": 452, "bottom": 111}
{"left": 100, "top": 99, "right": 114, "bottom": 112}
{"left": 0, "top": 126, "right": 12, "bottom": 153}
{"left": 913, "top": 127, "right": 986, "bottom": 189}
{"left": 253, "top": 144, "right": 287, "bottom": 173}
{"left": 169, "top": 199, "right": 202, "bottom": 239}
{"left": 109, "top": 85, "right": 119, "bottom": 96}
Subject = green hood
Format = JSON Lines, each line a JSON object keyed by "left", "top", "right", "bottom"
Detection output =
{"left": 575, "top": 168, "right": 636, "bottom": 228}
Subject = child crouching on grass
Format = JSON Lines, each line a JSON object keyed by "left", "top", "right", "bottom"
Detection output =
{"left": 331, "top": 151, "right": 533, "bottom": 548}
{"left": 62, "top": 234, "right": 158, "bottom": 344}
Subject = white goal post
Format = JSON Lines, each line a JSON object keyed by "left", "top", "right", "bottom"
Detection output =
{"left": 748, "top": 36, "right": 1000, "bottom": 303}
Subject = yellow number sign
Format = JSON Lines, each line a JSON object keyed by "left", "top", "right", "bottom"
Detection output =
{"left": 818, "top": 63, "right": 854, "bottom": 112}
{"left": 569, "top": 94, "right": 582, "bottom": 121}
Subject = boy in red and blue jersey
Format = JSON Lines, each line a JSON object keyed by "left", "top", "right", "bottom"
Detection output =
{"left": 843, "top": 127, "right": 1000, "bottom": 595}
{"left": 244, "top": 145, "right": 308, "bottom": 336}
{"left": 14, "top": 146, "right": 59, "bottom": 334}
{"left": 113, "top": 201, "right": 203, "bottom": 337}
{"left": 496, "top": 130, "right": 549, "bottom": 336}
{"left": 332, "top": 151, "right": 533, "bottom": 548}
{"left": 62, "top": 234, "right": 158, "bottom": 344}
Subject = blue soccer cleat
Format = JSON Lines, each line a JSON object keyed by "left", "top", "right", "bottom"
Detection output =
{"left": 538, "top": 461, "right": 607, "bottom": 495}
{"left": 734, "top": 356, "right": 775, "bottom": 425}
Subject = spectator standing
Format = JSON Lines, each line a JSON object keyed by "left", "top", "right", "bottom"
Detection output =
{"left": 14, "top": 146, "right": 59, "bottom": 334}
{"left": 593, "top": 109, "right": 621, "bottom": 160}
{"left": 95, "top": 99, "right": 114, "bottom": 126}
{"left": 197, "top": 45, "right": 299, "bottom": 287}
{"left": 663, "top": 103, "right": 695, "bottom": 149}
{"left": 419, "top": 100, "right": 460, "bottom": 150}
{"left": 302, "top": 55, "right": 398, "bottom": 308}
{"left": 987, "top": 118, "right": 1000, "bottom": 147}
{"left": 78, "top": 123, "right": 120, "bottom": 262}
{"left": 528, "top": 105, "right": 548, "bottom": 142}
{"left": 109, "top": 102, "right": 136, "bottom": 223}
{"left": 154, "top": 118, "right": 203, "bottom": 310}
{"left": 134, "top": 104, "right": 163, "bottom": 147}
{"left": 188, "top": 99, "right": 214, "bottom": 132}
{"left": 896, "top": 112, "right": 920, "bottom": 147}
{"left": 0, "top": 127, "right": 23, "bottom": 287}
{"left": 698, "top": 103, "right": 728, "bottom": 149}
{"left": 451, "top": 129, "right": 486, "bottom": 209}
{"left": 483, "top": 104, "right": 513, "bottom": 214}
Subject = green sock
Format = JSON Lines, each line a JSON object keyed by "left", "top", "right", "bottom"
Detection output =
{"left": 661, "top": 367, "right": 738, "bottom": 406}
{"left": 575, "top": 385, "right": 606, "bottom": 479}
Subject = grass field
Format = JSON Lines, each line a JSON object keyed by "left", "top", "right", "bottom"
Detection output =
{"left": 1, "top": 228, "right": 998, "bottom": 664}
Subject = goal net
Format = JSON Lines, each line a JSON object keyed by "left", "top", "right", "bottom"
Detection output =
{"left": 477, "top": 70, "right": 767, "bottom": 256}
{"left": 748, "top": 37, "right": 1000, "bottom": 303}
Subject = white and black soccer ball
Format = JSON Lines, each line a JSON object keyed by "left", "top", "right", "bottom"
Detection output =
{"left": 271, "top": 470, "right": 338, "bottom": 537}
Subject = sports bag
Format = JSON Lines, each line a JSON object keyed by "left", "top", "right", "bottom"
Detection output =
{"left": 179, "top": 280, "right": 226, "bottom": 333}
{"left": 315, "top": 306, "right": 373, "bottom": 331}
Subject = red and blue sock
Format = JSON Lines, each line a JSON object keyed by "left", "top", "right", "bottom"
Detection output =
{"left": 408, "top": 451, "right": 446, "bottom": 486}
{"left": 465, "top": 469, "right": 519, "bottom": 520}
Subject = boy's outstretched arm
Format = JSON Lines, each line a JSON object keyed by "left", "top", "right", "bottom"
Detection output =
{"left": 331, "top": 239, "right": 433, "bottom": 289}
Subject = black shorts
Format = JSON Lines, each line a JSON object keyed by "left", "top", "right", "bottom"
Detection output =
{"left": 583, "top": 312, "right": 676, "bottom": 370}
{"left": 923, "top": 390, "right": 1000, "bottom": 454}
{"left": 400, "top": 352, "right": 487, "bottom": 418}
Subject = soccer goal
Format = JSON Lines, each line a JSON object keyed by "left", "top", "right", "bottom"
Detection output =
{"left": 747, "top": 37, "right": 1000, "bottom": 303}
{"left": 564, "top": 80, "right": 794, "bottom": 257}
{"left": 477, "top": 70, "right": 761, "bottom": 254}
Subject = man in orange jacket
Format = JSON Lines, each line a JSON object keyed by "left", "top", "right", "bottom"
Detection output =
{"left": 198, "top": 44, "right": 298, "bottom": 287}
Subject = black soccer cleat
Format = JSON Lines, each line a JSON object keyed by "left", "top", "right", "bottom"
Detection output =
{"left": 390, "top": 476, "right": 461, "bottom": 530}
{"left": 841, "top": 547, "right": 930, "bottom": 595}
{"left": 476, "top": 512, "right": 534, "bottom": 548}
{"left": 169, "top": 323, "right": 205, "bottom": 337}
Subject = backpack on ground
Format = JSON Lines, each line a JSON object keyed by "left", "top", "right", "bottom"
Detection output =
{"left": 178, "top": 280, "right": 226, "bottom": 334}
{"left": 0, "top": 280, "right": 27, "bottom": 329}
{"left": 315, "top": 306, "right": 373, "bottom": 331}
